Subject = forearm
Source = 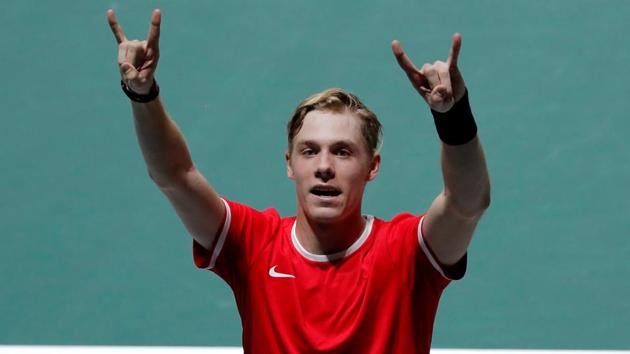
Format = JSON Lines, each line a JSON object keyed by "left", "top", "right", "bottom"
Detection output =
{"left": 440, "top": 136, "right": 490, "bottom": 217}
{"left": 130, "top": 97, "right": 194, "bottom": 186}
{"left": 396, "top": 33, "right": 489, "bottom": 264}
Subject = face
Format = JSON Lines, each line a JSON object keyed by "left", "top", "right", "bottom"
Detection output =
{"left": 286, "top": 110, "right": 380, "bottom": 224}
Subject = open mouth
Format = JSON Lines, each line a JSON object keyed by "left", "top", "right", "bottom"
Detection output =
{"left": 310, "top": 185, "right": 342, "bottom": 197}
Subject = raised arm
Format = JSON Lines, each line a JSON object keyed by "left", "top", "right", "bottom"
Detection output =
{"left": 392, "top": 34, "right": 491, "bottom": 266}
{"left": 107, "top": 9, "right": 225, "bottom": 250}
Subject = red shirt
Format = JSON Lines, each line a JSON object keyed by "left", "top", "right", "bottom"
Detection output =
{"left": 194, "top": 199, "right": 466, "bottom": 354}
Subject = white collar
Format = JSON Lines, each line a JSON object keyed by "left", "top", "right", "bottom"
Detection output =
{"left": 291, "top": 216, "right": 374, "bottom": 262}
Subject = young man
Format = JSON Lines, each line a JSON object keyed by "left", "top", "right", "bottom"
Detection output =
{"left": 107, "top": 9, "right": 490, "bottom": 354}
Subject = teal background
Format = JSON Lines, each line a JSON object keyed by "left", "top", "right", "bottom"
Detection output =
{"left": 1, "top": 0, "right": 629, "bottom": 349}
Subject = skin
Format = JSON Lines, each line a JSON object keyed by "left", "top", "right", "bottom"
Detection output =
{"left": 392, "top": 34, "right": 491, "bottom": 265}
{"left": 107, "top": 9, "right": 161, "bottom": 94}
{"left": 107, "top": 9, "right": 490, "bottom": 266}
{"left": 391, "top": 34, "right": 465, "bottom": 112}
{"left": 107, "top": 9, "right": 225, "bottom": 251}
{"left": 286, "top": 110, "right": 380, "bottom": 255}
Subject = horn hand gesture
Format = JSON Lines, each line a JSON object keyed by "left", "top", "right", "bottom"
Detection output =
{"left": 392, "top": 33, "right": 466, "bottom": 113}
{"left": 107, "top": 9, "right": 161, "bottom": 95}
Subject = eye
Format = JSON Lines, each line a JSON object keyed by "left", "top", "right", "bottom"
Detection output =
{"left": 336, "top": 149, "right": 351, "bottom": 157}
{"left": 301, "top": 148, "right": 316, "bottom": 156}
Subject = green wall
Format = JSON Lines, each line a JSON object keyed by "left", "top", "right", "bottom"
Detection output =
{"left": 1, "top": 0, "right": 629, "bottom": 349}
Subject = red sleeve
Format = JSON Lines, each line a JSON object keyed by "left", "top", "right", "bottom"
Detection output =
{"left": 385, "top": 213, "right": 467, "bottom": 293}
{"left": 192, "top": 198, "right": 282, "bottom": 287}
{"left": 418, "top": 215, "right": 467, "bottom": 281}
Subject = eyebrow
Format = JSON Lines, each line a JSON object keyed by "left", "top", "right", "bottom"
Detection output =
{"left": 296, "top": 139, "right": 359, "bottom": 148}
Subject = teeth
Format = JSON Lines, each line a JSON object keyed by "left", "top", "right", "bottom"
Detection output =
{"left": 311, "top": 187, "right": 341, "bottom": 196}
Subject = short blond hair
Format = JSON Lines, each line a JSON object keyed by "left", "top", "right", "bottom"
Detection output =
{"left": 287, "top": 88, "right": 382, "bottom": 154}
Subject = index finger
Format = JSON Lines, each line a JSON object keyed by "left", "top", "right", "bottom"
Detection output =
{"left": 447, "top": 32, "right": 462, "bottom": 68}
{"left": 146, "top": 9, "right": 161, "bottom": 48}
{"left": 391, "top": 40, "right": 420, "bottom": 75}
{"left": 106, "top": 9, "right": 127, "bottom": 44}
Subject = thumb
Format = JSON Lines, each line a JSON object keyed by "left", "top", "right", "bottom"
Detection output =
{"left": 433, "top": 85, "right": 451, "bottom": 100}
{"left": 120, "top": 63, "right": 139, "bottom": 80}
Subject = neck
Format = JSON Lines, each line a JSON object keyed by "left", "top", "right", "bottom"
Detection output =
{"left": 295, "top": 209, "right": 367, "bottom": 256}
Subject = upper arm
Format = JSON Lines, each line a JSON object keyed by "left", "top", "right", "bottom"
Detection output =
{"left": 421, "top": 192, "right": 485, "bottom": 266}
{"left": 423, "top": 134, "right": 491, "bottom": 266}
{"left": 157, "top": 166, "right": 225, "bottom": 250}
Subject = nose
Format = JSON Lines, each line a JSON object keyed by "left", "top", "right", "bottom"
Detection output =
{"left": 315, "top": 152, "right": 335, "bottom": 182}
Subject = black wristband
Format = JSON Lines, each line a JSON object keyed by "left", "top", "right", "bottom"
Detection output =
{"left": 120, "top": 79, "right": 160, "bottom": 103}
{"left": 430, "top": 89, "right": 477, "bottom": 145}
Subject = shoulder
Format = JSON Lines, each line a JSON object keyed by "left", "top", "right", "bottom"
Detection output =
{"left": 374, "top": 211, "right": 463, "bottom": 283}
{"left": 225, "top": 198, "right": 282, "bottom": 219}
{"left": 368, "top": 212, "right": 425, "bottom": 261}
{"left": 223, "top": 198, "right": 285, "bottom": 232}
{"left": 373, "top": 212, "right": 426, "bottom": 239}
{"left": 206, "top": 198, "right": 291, "bottom": 272}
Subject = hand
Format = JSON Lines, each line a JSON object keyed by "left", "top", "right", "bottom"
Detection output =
{"left": 392, "top": 33, "right": 465, "bottom": 113}
{"left": 107, "top": 9, "right": 161, "bottom": 95}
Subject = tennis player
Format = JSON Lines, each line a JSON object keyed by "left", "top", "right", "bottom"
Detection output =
{"left": 108, "top": 9, "right": 491, "bottom": 354}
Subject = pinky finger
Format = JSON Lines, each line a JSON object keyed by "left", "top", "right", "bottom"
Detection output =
{"left": 447, "top": 33, "right": 462, "bottom": 68}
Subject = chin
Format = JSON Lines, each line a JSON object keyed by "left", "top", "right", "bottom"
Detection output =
{"left": 304, "top": 205, "right": 346, "bottom": 224}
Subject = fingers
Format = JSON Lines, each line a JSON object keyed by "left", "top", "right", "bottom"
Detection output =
{"left": 106, "top": 9, "right": 127, "bottom": 44}
{"left": 117, "top": 41, "right": 127, "bottom": 65}
{"left": 447, "top": 32, "right": 462, "bottom": 69}
{"left": 391, "top": 40, "right": 420, "bottom": 75}
{"left": 426, "top": 85, "right": 455, "bottom": 112}
{"left": 120, "top": 62, "right": 139, "bottom": 79}
{"left": 440, "top": 69, "right": 453, "bottom": 96}
{"left": 422, "top": 63, "right": 440, "bottom": 88}
{"left": 107, "top": 9, "right": 161, "bottom": 47}
{"left": 430, "top": 86, "right": 449, "bottom": 104}
{"left": 422, "top": 63, "right": 453, "bottom": 98}
{"left": 393, "top": 34, "right": 461, "bottom": 111}
{"left": 392, "top": 39, "right": 430, "bottom": 93}
{"left": 146, "top": 9, "right": 161, "bottom": 49}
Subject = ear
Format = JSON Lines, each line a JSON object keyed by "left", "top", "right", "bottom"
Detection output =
{"left": 285, "top": 150, "right": 295, "bottom": 179}
{"left": 367, "top": 153, "right": 381, "bottom": 181}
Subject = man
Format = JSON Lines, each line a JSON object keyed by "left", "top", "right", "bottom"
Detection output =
{"left": 107, "top": 8, "right": 490, "bottom": 354}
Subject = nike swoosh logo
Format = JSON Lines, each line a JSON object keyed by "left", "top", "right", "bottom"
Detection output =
{"left": 268, "top": 265, "right": 295, "bottom": 278}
